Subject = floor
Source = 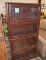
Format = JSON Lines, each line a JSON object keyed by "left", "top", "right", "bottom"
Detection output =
{"left": 0, "top": 41, "right": 7, "bottom": 60}
{"left": 39, "top": 28, "right": 46, "bottom": 40}
{"left": 37, "top": 51, "right": 46, "bottom": 60}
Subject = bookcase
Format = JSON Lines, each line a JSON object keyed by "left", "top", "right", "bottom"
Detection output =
{"left": 6, "top": 3, "right": 41, "bottom": 60}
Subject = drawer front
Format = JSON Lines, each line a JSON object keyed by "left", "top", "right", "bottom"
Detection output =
{"left": 12, "top": 48, "right": 36, "bottom": 60}
{"left": 10, "top": 22, "right": 39, "bottom": 38}
{"left": 11, "top": 36, "right": 38, "bottom": 52}
{"left": 9, "top": 4, "right": 40, "bottom": 22}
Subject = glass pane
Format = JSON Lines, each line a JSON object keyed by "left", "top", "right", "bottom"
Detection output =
{"left": 11, "top": 7, "right": 39, "bottom": 21}
{"left": 13, "top": 48, "right": 35, "bottom": 60}
{"left": 12, "top": 37, "right": 36, "bottom": 51}
{"left": 12, "top": 24, "right": 37, "bottom": 37}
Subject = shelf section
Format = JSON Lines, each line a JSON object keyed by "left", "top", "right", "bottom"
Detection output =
{"left": 12, "top": 48, "right": 36, "bottom": 60}
{"left": 11, "top": 36, "right": 37, "bottom": 52}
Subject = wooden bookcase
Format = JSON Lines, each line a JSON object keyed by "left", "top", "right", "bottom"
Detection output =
{"left": 6, "top": 3, "right": 41, "bottom": 60}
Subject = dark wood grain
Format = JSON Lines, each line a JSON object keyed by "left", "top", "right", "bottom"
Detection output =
{"left": 38, "top": 0, "right": 41, "bottom": 4}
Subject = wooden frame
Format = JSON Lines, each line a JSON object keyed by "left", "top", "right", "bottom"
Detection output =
{"left": 38, "top": 0, "right": 41, "bottom": 4}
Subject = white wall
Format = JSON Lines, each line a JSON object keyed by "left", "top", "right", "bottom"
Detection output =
{"left": 41, "top": 0, "right": 46, "bottom": 13}
{"left": 0, "top": 0, "right": 46, "bottom": 16}
{"left": 41, "top": 0, "right": 46, "bottom": 4}
{"left": 0, "top": 0, "right": 38, "bottom": 15}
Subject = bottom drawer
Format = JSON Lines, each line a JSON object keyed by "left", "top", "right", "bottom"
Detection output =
{"left": 12, "top": 48, "right": 37, "bottom": 60}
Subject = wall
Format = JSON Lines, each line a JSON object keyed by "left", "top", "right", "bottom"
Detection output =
{"left": 41, "top": 0, "right": 46, "bottom": 4}
{"left": 0, "top": 0, "right": 46, "bottom": 16}
{"left": 41, "top": 0, "right": 46, "bottom": 15}
{"left": 0, "top": 0, "right": 38, "bottom": 15}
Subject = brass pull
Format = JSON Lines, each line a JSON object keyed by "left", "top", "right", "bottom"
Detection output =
{"left": 15, "top": 21, "right": 18, "bottom": 22}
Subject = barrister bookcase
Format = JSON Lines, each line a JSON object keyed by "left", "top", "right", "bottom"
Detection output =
{"left": 6, "top": 3, "right": 41, "bottom": 60}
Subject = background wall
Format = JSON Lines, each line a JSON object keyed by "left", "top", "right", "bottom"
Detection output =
{"left": 0, "top": 0, "right": 46, "bottom": 16}
{"left": 0, "top": 0, "right": 38, "bottom": 15}
{"left": 41, "top": 0, "right": 46, "bottom": 4}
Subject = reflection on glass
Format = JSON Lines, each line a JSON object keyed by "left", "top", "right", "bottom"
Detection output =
{"left": 11, "top": 7, "right": 39, "bottom": 20}
{"left": 14, "top": 48, "right": 35, "bottom": 60}
{"left": 12, "top": 24, "right": 37, "bottom": 36}
{"left": 12, "top": 37, "right": 36, "bottom": 50}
